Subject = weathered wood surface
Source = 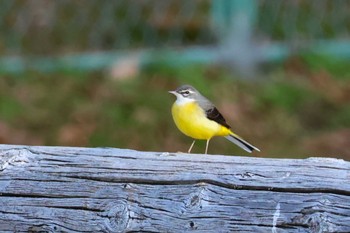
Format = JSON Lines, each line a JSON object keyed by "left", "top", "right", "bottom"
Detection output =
{"left": 0, "top": 145, "right": 349, "bottom": 233}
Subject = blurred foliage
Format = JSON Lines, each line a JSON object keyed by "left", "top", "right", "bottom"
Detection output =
{"left": 0, "top": 0, "right": 214, "bottom": 55}
{"left": 2, "top": 1, "right": 350, "bottom": 55}
{"left": 0, "top": 54, "right": 350, "bottom": 160}
{"left": 258, "top": 0, "right": 350, "bottom": 40}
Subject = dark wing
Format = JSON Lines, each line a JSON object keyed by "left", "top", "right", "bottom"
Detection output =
{"left": 205, "top": 107, "right": 231, "bottom": 129}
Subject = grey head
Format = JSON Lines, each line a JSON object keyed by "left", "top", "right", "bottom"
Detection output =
{"left": 174, "top": 85, "right": 200, "bottom": 99}
{"left": 169, "top": 84, "right": 213, "bottom": 109}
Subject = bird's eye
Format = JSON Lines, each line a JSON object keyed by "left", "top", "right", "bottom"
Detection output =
{"left": 183, "top": 91, "right": 189, "bottom": 95}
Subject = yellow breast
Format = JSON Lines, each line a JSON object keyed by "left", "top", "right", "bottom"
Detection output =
{"left": 171, "top": 101, "right": 231, "bottom": 140}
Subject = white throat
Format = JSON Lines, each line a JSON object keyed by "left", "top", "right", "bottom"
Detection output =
{"left": 174, "top": 94, "right": 195, "bottom": 105}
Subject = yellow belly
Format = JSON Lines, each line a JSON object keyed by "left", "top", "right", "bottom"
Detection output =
{"left": 171, "top": 101, "right": 231, "bottom": 140}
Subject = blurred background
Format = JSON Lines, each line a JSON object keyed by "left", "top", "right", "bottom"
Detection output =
{"left": 0, "top": 0, "right": 350, "bottom": 159}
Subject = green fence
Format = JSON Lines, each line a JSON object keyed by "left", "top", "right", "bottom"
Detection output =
{"left": 1, "top": 0, "right": 350, "bottom": 74}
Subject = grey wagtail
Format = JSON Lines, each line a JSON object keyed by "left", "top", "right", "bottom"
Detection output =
{"left": 169, "top": 85, "right": 260, "bottom": 154}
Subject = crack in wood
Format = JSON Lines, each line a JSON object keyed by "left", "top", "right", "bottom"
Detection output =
{"left": 45, "top": 205, "right": 102, "bottom": 213}
{"left": 0, "top": 193, "right": 89, "bottom": 199}
{"left": 62, "top": 175, "right": 350, "bottom": 197}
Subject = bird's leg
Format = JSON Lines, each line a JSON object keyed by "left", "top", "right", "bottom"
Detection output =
{"left": 205, "top": 139, "right": 210, "bottom": 154}
{"left": 188, "top": 140, "right": 196, "bottom": 153}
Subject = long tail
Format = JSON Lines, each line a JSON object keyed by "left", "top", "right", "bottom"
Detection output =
{"left": 225, "top": 132, "right": 260, "bottom": 153}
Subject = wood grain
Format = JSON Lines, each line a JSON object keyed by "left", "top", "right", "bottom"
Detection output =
{"left": 0, "top": 145, "right": 349, "bottom": 232}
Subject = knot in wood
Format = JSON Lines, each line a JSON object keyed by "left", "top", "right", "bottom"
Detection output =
{"left": 100, "top": 201, "right": 129, "bottom": 232}
{"left": 234, "top": 171, "right": 264, "bottom": 180}
{"left": 293, "top": 208, "right": 337, "bottom": 232}
{"left": 0, "top": 149, "right": 32, "bottom": 171}
{"left": 28, "top": 224, "right": 59, "bottom": 233}
{"left": 189, "top": 221, "right": 197, "bottom": 230}
{"left": 184, "top": 186, "right": 208, "bottom": 210}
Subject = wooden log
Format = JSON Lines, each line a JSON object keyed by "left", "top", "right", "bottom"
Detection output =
{"left": 0, "top": 144, "right": 349, "bottom": 232}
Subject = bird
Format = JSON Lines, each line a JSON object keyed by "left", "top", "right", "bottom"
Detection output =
{"left": 169, "top": 84, "right": 260, "bottom": 154}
